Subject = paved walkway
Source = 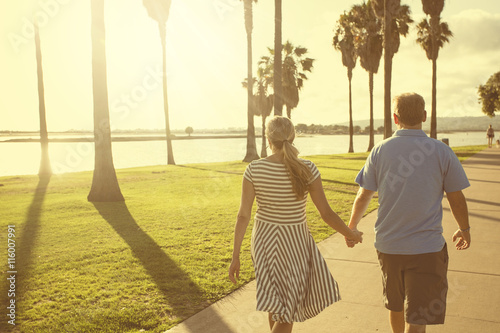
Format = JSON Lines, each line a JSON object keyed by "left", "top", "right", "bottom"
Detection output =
{"left": 167, "top": 148, "right": 500, "bottom": 333}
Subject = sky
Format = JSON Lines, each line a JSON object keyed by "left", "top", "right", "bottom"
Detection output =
{"left": 1, "top": 0, "right": 499, "bottom": 132}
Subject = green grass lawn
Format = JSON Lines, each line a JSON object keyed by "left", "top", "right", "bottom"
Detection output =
{"left": 0, "top": 145, "right": 486, "bottom": 332}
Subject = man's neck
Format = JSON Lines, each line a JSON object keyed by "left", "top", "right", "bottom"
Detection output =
{"left": 397, "top": 124, "right": 422, "bottom": 130}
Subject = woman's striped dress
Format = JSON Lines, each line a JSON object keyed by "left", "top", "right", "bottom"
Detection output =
{"left": 244, "top": 158, "right": 340, "bottom": 323}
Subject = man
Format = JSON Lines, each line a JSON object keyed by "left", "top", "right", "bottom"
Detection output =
{"left": 347, "top": 93, "right": 471, "bottom": 333}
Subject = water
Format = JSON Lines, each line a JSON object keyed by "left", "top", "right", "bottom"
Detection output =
{"left": 0, "top": 132, "right": 487, "bottom": 177}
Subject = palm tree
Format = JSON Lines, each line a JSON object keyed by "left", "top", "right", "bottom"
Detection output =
{"left": 281, "top": 41, "right": 314, "bottom": 119}
{"left": 274, "top": 0, "right": 283, "bottom": 116}
{"left": 258, "top": 42, "right": 314, "bottom": 120}
{"left": 333, "top": 11, "right": 358, "bottom": 153}
{"left": 257, "top": 93, "right": 273, "bottom": 157}
{"left": 143, "top": 0, "right": 175, "bottom": 165}
{"left": 33, "top": 18, "right": 52, "bottom": 177}
{"left": 352, "top": 1, "right": 383, "bottom": 151}
{"left": 243, "top": 66, "right": 274, "bottom": 157}
{"left": 418, "top": 0, "right": 451, "bottom": 139}
{"left": 87, "top": 0, "right": 124, "bottom": 202}
{"left": 241, "top": 0, "right": 259, "bottom": 162}
{"left": 372, "top": 0, "right": 413, "bottom": 139}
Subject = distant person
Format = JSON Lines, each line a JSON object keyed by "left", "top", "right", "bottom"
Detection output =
{"left": 487, "top": 124, "right": 495, "bottom": 148}
{"left": 346, "top": 93, "right": 471, "bottom": 333}
{"left": 229, "top": 116, "right": 363, "bottom": 333}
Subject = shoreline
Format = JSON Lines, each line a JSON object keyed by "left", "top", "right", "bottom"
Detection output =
{"left": 0, "top": 130, "right": 484, "bottom": 143}
{"left": 0, "top": 135, "right": 253, "bottom": 143}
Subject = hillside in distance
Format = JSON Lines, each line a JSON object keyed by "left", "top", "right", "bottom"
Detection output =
{"left": 334, "top": 116, "right": 500, "bottom": 132}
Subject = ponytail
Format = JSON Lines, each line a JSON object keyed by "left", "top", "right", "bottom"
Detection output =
{"left": 266, "top": 116, "right": 314, "bottom": 199}
{"left": 282, "top": 141, "right": 313, "bottom": 199}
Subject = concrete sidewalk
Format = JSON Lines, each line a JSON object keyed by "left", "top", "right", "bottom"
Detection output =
{"left": 167, "top": 148, "right": 500, "bottom": 333}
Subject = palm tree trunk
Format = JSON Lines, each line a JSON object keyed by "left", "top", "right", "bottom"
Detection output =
{"left": 431, "top": 57, "right": 437, "bottom": 139}
{"left": 273, "top": 0, "right": 283, "bottom": 116}
{"left": 348, "top": 68, "right": 354, "bottom": 153}
{"left": 368, "top": 71, "right": 375, "bottom": 151}
{"left": 159, "top": 24, "right": 175, "bottom": 165}
{"left": 261, "top": 115, "right": 267, "bottom": 157}
{"left": 383, "top": 0, "right": 392, "bottom": 139}
{"left": 88, "top": 0, "right": 124, "bottom": 202}
{"left": 243, "top": 8, "right": 259, "bottom": 162}
{"left": 34, "top": 18, "right": 52, "bottom": 177}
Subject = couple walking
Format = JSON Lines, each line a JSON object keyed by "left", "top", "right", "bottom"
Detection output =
{"left": 228, "top": 93, "right": 471, "bottom": 333}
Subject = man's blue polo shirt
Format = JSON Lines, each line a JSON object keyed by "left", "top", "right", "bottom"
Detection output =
{"left": 355, "top": 129, "right": 470, "bottom": 254}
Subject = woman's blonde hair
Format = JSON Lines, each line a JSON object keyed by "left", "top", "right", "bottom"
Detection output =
{"left": 265, "top": 116, "right": 313, "bottom": 199}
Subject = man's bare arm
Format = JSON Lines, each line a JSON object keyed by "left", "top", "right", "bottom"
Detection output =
{"left": 446, "top": 190, "right": 471, "bottom": 250}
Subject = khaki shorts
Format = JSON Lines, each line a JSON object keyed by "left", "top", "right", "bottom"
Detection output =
{"left": 377, "top": 244, "right": 449, "bottom": 325}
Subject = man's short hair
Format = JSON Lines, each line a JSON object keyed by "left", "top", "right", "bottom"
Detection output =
{"left": 393, "top": 93, "right": 425, "bottom": 126}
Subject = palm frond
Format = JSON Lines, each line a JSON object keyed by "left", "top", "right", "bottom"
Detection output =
{"left": 242, "top": 77, "right": 257, "bottom": 89}
{"left": 283, "top": 41, "right": 294, "bottom": 56}
{"left": 297, "top": 78, "right": 304, "bottom": 90}
{"left": 294, "top": 46, "right": 308, "bottom": 57}
{"left": 301, "top": 58, "right": 314, "bottom": 72}
{"left": 439, "top": 22, "right": 453, "bottom": 38}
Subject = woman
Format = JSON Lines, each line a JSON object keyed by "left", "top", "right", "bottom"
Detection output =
{"left": 487, "top": 124, "right": 495, "bottom": 148}
{"left": 228, "top": 116, "right": 363, "bottom": 333}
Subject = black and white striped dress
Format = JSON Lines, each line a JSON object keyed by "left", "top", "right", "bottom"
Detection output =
{"left": 244, "top": 158, "right": 340, "bottom": 323}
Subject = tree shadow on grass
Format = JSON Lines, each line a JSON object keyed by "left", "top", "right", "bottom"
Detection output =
{"left": 176, "top": 164, "right": 242, "bottom": 175}
{"left": 318, "top": 165, "right": 360, "bottom": 172}
{"left": 0, "top": 175, "right": 50, "bottom": 332}
{"left": 321, "top": 178, "right": 358, "bottom": 187}
{"left": 326, "top": 155, "right": 368, "bottom": 161}
{"left": 93, "top": 201, "right": 234, "bottom": 332}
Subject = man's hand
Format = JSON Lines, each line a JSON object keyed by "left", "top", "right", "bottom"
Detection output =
{"left": 345, "top": 228, "right": 363, "bottom": 248}
{"left": 452, "top": 229, "right": 471, "bottom": 250}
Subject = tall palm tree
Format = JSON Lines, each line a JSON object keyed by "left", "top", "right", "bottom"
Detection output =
{"left": 143, "top": 0, "right": 175, "bottom": 165}
{"left": 372, "top": 0, "right": 413, "bottom": 139}
{"left": 273, "top": 0, "right": 283, "bottom": 116}
{"left": 419, "top": 0, "right": 450, "bottom": 139}
{"left": 333, "top": 11, "right": 358, "bottom": 153}
{"left": 33, "top": 18, "right": 52, "bottom": 177}
{"left": 87, "top": 0, "right": 124, "bottom": 202}
{"left": 352, "top": 1, "right": 383, "bottom": 151}
{"left": 241, "top": 0, "right": 259, "bottom": 162}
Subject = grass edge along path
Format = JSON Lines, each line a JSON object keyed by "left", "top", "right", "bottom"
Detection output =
{"left": 0, "top": 145, "right": 485, "bottom": 333}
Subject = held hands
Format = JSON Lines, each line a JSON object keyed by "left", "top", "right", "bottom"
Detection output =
{"left": 228, "top": 258, "right": 240, "bottom": 284}
{"left": 345, "top": 228, "right": 363, "bottom": 248}
{"left": 453, "top": 229, "right": 471, "bottom": 250}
